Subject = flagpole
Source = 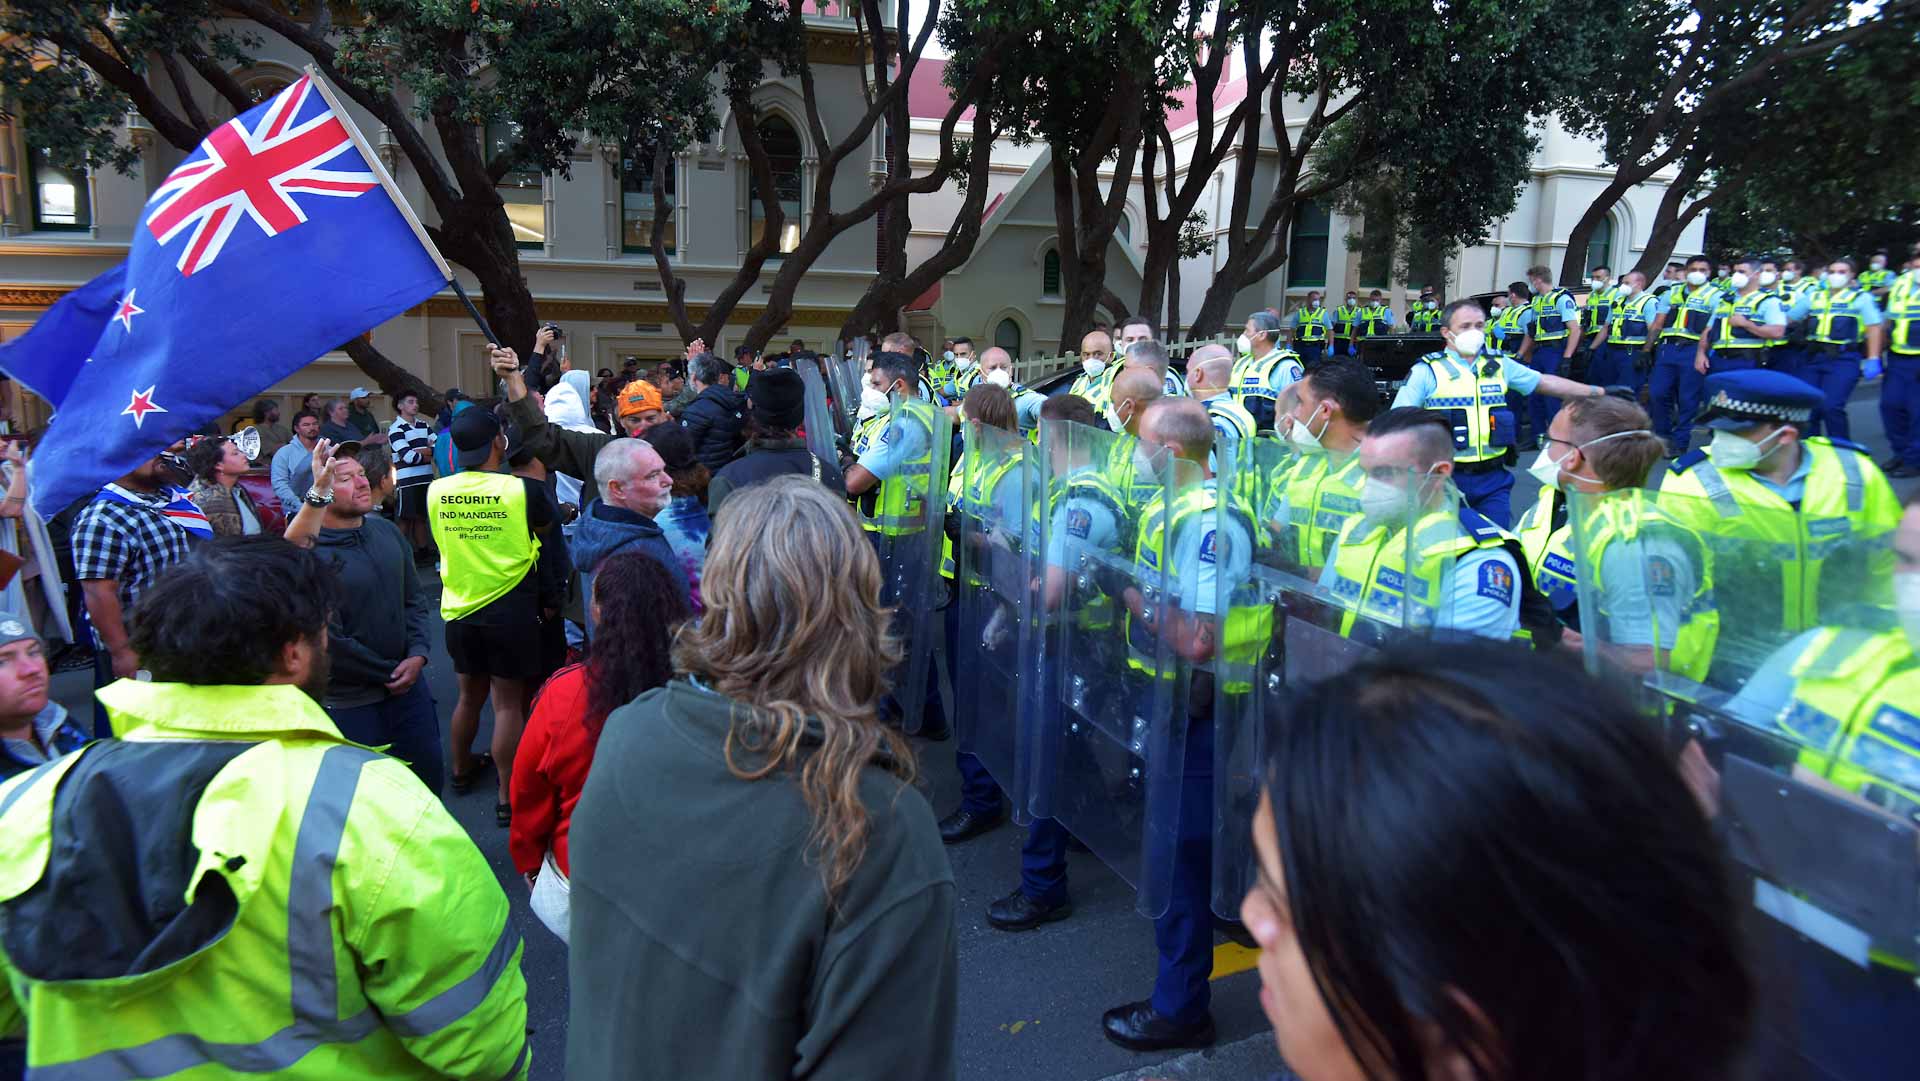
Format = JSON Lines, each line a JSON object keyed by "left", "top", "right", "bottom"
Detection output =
{"left": 450, "top": 278, "right": 500, "bottom": 346}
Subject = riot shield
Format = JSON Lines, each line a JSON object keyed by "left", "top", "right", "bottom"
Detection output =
{"left": 953, "top": 422, "right": 1040, "bottom": 820}
{"left": 795, "top": 360, "right": 842, "bottom": 480}
{"left": 871, "top": 395, "right": 953, "bottom": 735}
{"left": 1028, "top": 420, "right": 1188, "bottom": 917}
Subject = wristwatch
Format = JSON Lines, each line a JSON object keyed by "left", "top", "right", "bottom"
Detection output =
{"left": 304, "top": 487, "right": 335, "bottom": 508}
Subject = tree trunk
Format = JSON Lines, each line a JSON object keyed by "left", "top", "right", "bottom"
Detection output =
{"left": 1165, "top": 257, "right": 1182, "bottom": 340}
{"left": 1191, "top": 190, "right": 1297, "bottom": 337}
{"left": 1558, "top": 171, "right": 1643, "bottom": 285}
{"left": 342, "top": 338, "right": 443, "bottom": 415}
{"left": 1631, "top": 158, "right": 1714, "bottom": 280}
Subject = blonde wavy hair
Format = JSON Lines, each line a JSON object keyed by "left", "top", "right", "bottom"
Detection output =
{"left": 672, "top": 475, "right": 913, "bottom": 901}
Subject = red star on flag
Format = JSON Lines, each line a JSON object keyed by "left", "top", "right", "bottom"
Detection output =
{"left": 114, "top": 289, "right": 145, "bottom": 333}
{"left": 122, "top": 385, "right": 167, "bottom": 429}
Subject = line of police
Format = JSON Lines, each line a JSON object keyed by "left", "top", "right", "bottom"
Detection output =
{"left": 829, "top": 246, "right": 1920, "bottom": 1071}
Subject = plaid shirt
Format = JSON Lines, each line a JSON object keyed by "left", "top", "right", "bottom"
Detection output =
{"left": 71, "top": 484, "right": 200, "bottom": 644}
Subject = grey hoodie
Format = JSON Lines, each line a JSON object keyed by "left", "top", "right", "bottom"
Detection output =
{"left": 570, "top": 501, "right": 693, "bottom": 626}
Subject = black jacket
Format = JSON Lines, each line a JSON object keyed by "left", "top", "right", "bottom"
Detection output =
{"left": 311, "top": 515, "right": 431, "bottom": 709}
{"left": 678, "top": 385, "right": 748, "bottom": 471}
{"left": 707, "top": 438, "right": 843, "bottom": 521}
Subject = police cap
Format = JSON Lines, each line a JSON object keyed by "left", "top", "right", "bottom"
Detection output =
{"left": 1693, "top": 369, "right": 1823, "bottom": 430}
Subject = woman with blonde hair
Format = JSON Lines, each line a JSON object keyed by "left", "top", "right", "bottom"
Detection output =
{"left": 565, "top": 475, "right": 957, "bottom": 1080}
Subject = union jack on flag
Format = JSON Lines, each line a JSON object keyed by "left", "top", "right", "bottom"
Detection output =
{"left": 146, "top": 74, "right": 380, "bottom": 276}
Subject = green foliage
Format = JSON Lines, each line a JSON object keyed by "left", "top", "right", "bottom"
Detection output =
{"left": 1175, "top": 209, "right": 1213, "bottom": 259}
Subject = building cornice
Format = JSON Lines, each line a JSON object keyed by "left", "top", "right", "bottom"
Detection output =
{"left": 406, "top": 295, "right": 853, "bottom": 327}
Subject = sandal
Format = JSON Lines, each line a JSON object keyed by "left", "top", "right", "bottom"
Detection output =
{"left": 450, "top": 753, "right": 493, "bottom": 795}
{"left": 496, "top": 801, "right": 512, "bottom": 828}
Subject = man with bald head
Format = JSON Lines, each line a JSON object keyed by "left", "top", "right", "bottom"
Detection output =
{"left": 1184, "top": 344, "right": 1254, "bottom": 443}
{"left": 1121, "top": 336, "right": 1189, "bottom": 398}
{"left": 1070, "top": 329, "right": 1118, "bottom": 414}
{"left": 1097, "top": 394, "right": 1254, "bottom": 1051}
{"left": 972, "top": 346, "right": 1048, "bottom": 430}
{"left": 1101, "top": 366, "right": 1167, "bottom": 505}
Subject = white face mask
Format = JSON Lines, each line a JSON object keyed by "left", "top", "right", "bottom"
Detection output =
{"left": 1236, "top": 333, "right": 1253, "bottom": 355}
{"left": 1285, "top": 402, "right": 1331, "bottom": 451}
{"left": 942, "top": 350, "right": 955, "bottom": 363}
{"left": 1081, "top": 356, "right": 1106, "bottom": 378}
{"left": 1131, "top": 443, "right": 1162, "bottom": 479}
{"left": 1106, "top": 401, "right": 1133, "bottom": 433}
{"left": 1897, "top": 571, "right": 1920, "bottom": 654}
{"left": 1872, "top": 259, "right": 1888, "bottom": 270}
{"left": 1359, "top": 480, "right": 1411, "bottom": 521}
{"left": 1526, "top": 429, "right": 1645, "bottom": 490}
{"left": 1451, "top": 328, "right": 1486, "bottom": 358}
{"left": 1616, "top": 282, "right": 1637, "bottom": 298}
{"left": 858, "top": 383, "right": 892, "bottom": 419}
{"left": 983, "top": 368, "right": 1012, "bottom": 388}
{"left": 953, "top": 353, "right": 975, "bottom": 369}
{"left": 1707, "top": 427, "right": 1783, "bottom": 471}
{"left": 1730, "top": 271, "right": 1751, "bottom": 290}
{"left": 1758, "top": 270, "right": 1777, "bottom": 287}
{"left": 1345, "top": 296, "right": 1357, "bottom": 305}
{"left": 1489, "top": 302, "right": 1506, "bottom": 316}
{"left": 1425, "top": 300, "right": 1438, "bottom": 311}
{"left": 1826, "top": 272, "right": 1850, "bottom": 290}
{"left": 1308, "top": 298, "right": 1322, "bottom": 308}
{"left": 1686, "top": 271, "right": 1709, "bottom": 287}
{"left": 1781, "top": 270, "right": 1798, "bottom": 283}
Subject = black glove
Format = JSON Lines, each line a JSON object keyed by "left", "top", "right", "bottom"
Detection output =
{"left": 1604, "top": 385, "right": 1637, "bottom": 401}
{"left": 1634, "top": 349, "right": 1655, "bottom": 374}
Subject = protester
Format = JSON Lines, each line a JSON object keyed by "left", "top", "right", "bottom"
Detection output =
{"left": 283, "top": 440, "right": 438, "bottom": 793}
{"left": 433, "top": 389, "right": 472, "bottom": 476}
{"left": 387, "top": 390, "right": 435, "bottom": 561}
{"left": 249, "top": 397, "right": 292, "bottom": 464}
{"left": 184, "top": 435, "right": 266, "bottom": 537}
{"left": 571, "top": 438, "right": 691, "bottom": 617}
{"left": 708, "top": 367, "right": 843, "bottom": 518}
{"left": 616, "top": 378, "right": 670, "bottom": 438}
{"left": 640, "top": 423, "right": 710, "bottom": 611}
{"left": 542, "top": 369, "right": 603, "bottom": 526}
{"left": 299, "top": 391, "right": 324, "bottom": 416}
{"left": 1241, "top": 640, "right": 1752, "bottom": 1081}
{"left": 270, "top": 409, "right": 322, "bottom": 514}
{"left": 505, "top": 432, "right": 574, "bottom": 690}
{"left": 358, "top": 442, "right": 397, "bottom": 511}
{"left": 72, "top": 449, "right": 208, "bottom": 733}
{"left": 0, "top": 537, "right": 532, "bottom": 1079}
{"left": 679, "top": 351, "right": 749, "bottom": 469}
{"left": 567, "top": 476, "right": 956, "bottom": 1080}
{"left": 345, "top": 387, "right": 383, "bottom": 441}
{"left": 0, "top": 613, "right": 85, "bottom": 780}
{"left": 319, "top": 397, "right": 359, "bottom": 444}
{"left": 509, "top": 552, "right": 690, "bottom": 942}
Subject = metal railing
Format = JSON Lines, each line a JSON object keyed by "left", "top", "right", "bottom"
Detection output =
{"left": 1010, "top": 333, "right": 1239, "bottom": 386}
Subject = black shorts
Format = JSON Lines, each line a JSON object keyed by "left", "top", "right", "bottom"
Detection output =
{"left": 396, "top": 482, "right": 430, "bottom": 521}
{"left": 445, "top": 616, "right": 549, "bottom": 682}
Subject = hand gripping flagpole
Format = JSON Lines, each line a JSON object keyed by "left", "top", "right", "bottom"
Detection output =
{"left": 303, "top": 66, "right": 498, "bottom": 347}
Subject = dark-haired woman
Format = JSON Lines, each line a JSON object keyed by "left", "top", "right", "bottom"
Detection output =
{"left": 184, "top": 435, "right": 264, "bottom": 536}
{"left": 509, "top": 552, "right": 689, "bottom": 942}
{"left": 566, "top": 476, "right": 956, "bottom": 1080}
{"left": 1241, "top": 640, "right": 1753, "bottom": 1081}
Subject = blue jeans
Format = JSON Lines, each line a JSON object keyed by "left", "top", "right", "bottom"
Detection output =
{"left": 1452, "top": 465, "right": 1516, "bottom": 529}
{"left": 1649, "top": 342, "right": 1706, "bottom": 454}
{"left": 1883, "top": 356, "right": 1920, "bottom": 468}
{"left": 327, "top": 678, "right": 444, "bottom": 795}
{"left": 1527, "top": 348, "right": 1567, "bottom": 439}
{"left": 1802, "top": 350, "right": 1862, "bottom": 440}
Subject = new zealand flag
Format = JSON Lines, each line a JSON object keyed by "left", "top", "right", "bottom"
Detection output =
{"left": 2, "top": 71, "right": 451, "bottom": 518}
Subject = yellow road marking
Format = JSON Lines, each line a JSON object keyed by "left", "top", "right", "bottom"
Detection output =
{"left": 1210, "top": 941, "right": 1260, "bottom": 981}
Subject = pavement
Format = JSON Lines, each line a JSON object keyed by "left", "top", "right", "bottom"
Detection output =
{"left": 41, "top": 380, "right": 1914, "bottom": 1081}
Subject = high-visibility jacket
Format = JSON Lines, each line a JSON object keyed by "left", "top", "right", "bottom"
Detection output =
{"left": 944, "top": 441, "right": 1024, "bottom": 580}
{"left": 1326, "top": 503, "right": 1517, "bottom": 638}
{"left": 1264, "top": 450, "right": 1365, "bottom": 569}
{"left": 1203, "top": 395, "right": 1257, "bottom": 443}
{"left": 1409, "top": 306, "right": 1443, "bottom": 332}
{"left": 1888, "top": 270, "right": 1920, "bottom": 356}
{"left": 1660, "top": 284, "right": 1724, "bottom": 341}
{"left": 0, "top": 681, "right": 530, "bottom": 1081}
{"left": 1409, "top": 350, "right": 1514, "bottom": 464}
{"left": 1583, "top": 283, "right": 1620, "bottom": 334}
{"left": 1709, "top": 290, "right": 1773, "bottom": 353}
{"left": 1805, "top": 286, "right": 1869, "bottom": 347}
{"left": 1606, "top": 290, "right": 1659, "bottom": 346}
{"left": 1332, "top": 304, "right": 1361, "bottom": 340}
{"left": 1858, "top": 267, "right": 1894, "bottom": 293}
{"left": 1294, "top": 309, "right": 1329, "bottom": 343}
{"left": 1530, "top": 287, "right": 1575, "bottom": 343}
{"left": 1515, "top": 488, "right": 1717, "bottom": 679}
{"left": 1487, "top": 305, "right": 1528, "bottom": 354}
{"left": 428, "top": 471, "right": 539, "bottom": 621}
{"left": 1658, "top": 438, "right": 1900, "bottom": 632}
{"left": 1230, "top": 348, "right": 1304, "bottom": 404}
{"left": 849, "top": 412, "right": 890, "bottom": 532}
{"left": 865, "top": 398, "right": 940, "bottom": 536}
{"left": 1126, "top": 481, "right": 1264, "bottom": 690}
{"left": 1359, "top": 304, "right": 1392, "bottom": 337}
{"left": 1068, "top": 366, "right": 1113, "bottom": 416}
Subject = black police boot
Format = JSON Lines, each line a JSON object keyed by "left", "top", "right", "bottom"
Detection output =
{"left": 938, "top": 805, "right": 1005, "bottom": 844}
{"left": 1100, "top": 1000, "right": 1217, "bottom": 1053}
{"left": 986, "top": 888, "right": 1073, "bottom": 931}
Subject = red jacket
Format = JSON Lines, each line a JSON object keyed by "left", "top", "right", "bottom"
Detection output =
{"left": 509, "top": 663, "right": 606, "bottom": 876}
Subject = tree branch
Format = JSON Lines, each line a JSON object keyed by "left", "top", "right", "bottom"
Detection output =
{"left": 159, "top": 51, "right": 213, "bottom": 135}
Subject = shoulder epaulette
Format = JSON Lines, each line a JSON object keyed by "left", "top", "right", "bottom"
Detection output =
{"left": 1669, "top": 448, "right": 1709, "bottom": 474}
{"left": 1456, "top": 503, "right": 1504, "bottom": 540}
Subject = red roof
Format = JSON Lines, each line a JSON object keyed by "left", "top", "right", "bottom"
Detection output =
{"left": 906, "top": 280, "right": 941, "bottom": 312}
{"left": 906, "top": 58, "right": 975, "bottom": 122}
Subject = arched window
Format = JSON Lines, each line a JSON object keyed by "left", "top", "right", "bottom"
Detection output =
{"left": 1042, "top": 249, "right": 1061, "bottom": 296}
{"left": 1583, "top": 215, "right": 1615, "bottom": 279}
{"left": 485, "top": 120, "right": 545, "bottom": 249}
{"left": 1116, "top": 213, "right": 1130, "bottom": 243}
{"left": 750, "top": 114, "right": 803, "bottom": 258}
{"left": 236, "top": 70, "right": 293, "bottom": 110}
{"left": 994, "top": 318, "right": 1022, "bottom": 356}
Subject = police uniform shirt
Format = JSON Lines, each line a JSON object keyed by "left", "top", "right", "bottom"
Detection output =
{"left": 1785, "top": 288, "right": 1885, "bottom": 335}
{"left": 1013, "top": 389, "right": 1048, "bottom": 431}
{"left": 1290, "top": 308, "right": 1331, "bottom": 337}
{"left": 1746, "top": 443, "right": 1815, "bottom": 506}
{"left": 1315, "top": 531, "right": 1523, "bottom": 639}
{"left": 1044, "top": 467, "right": 1124, "bottom": 570}
{"left": 1722, "top": 629, "right": 1828, "bottom": 728}
{"left": 856, "top": 408, "right": 932, "bottom": 483}
{"left": 1704, "top": 293, "right": 1788, "bottom": 343}
{"left": 1539, "top": 291, "right": 1581, "bottom": 337}
{"left": 1166, "top": 480, "right": 1254, "bottom": 622}
{"left": 1391, "top": 350, "right": 1543, "bottom": 409}
{"left": 1595, "top": 533, "right": 1699, "bottom": 649}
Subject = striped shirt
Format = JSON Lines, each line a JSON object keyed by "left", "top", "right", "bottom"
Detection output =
{"left": 388, "top": 416, "right": 435, "bottom": 487}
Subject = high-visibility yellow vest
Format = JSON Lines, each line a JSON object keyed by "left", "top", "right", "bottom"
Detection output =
{"left": 1606, "top": 290, "right": 1659, "bottom": 346}
{"left": 1359, "top": 304, "right": 1391, "bottom": 337}
{"left": 1487, "top": 305, "right": 1528, "bottom": 354}
{"left": 1710, "top": 290, "right": 1773, "bottom": 351}
{"left": 1263, "top": 451, "right": 1365, "bottom": 570}
{"left": 1530, "top": 287, "right": 1575, "bottom": 342}
{"left": 850, "top": 412, "right": 890, "bottom": 533}
{"left": 1068, "top": 366, "right": 1113, "bottom": 415}
{"left": 866, "top": 398, "right": 939, "bottom": 537}
{"left": 1888, "top": 270, "right": 1920, "bottom": 356}
{"left": 1805, "top": 287, "right": 1867, "bottom": 346}
{"left": 1295, "top": 309, "right": 1329, "bottom": 342}
{"left": 1332, "top": 304, "right": 1361, "bottom": 340}
{"left": 1231, "top": 348, "right": 1304, "bottom": 403}
{"left": 1203, "top": 396, "right": 1256, "bottom": 442}
{"left": 0, "top": 681, "right": 530, "bottom": 1081}
{"left": 1858, "top": 267, "right": 1893, "bottom": 292}
{"left": 945, "top": 441, "right": 1023, "bottom": 580}
{"left": 1660, "top": 284, "right": 1723, "bottom": 341}
{"left": 1127, "top": 482, "right": 1264, "bottom": 690}
{"left": 1409, "top": 306, "right": 1443, "bottom": 332}
{"left": 1583, "top": 283, "right": 1620, "bottom": 333}
{"left": 1658, "top": 438, "right": 1899, "bottom": 632}
{"left": 428, "top": 471, "right": 539, "bottom": 621}
{"left": 1326, "top": 504, "right": 1513, "bottom": 637}
{"left": 1410, "top": 350, "right": 1511, "bottom": 464}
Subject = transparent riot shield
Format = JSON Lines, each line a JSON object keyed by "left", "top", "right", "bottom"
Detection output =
{"left": 953, "top": 422, "right": 1040, "bottom": 819}
{"left": 795, "top": 360, "right": 843, "bottom": 484}
{"left": 1028, "top": 420, "right": 1187, "bottom": 917}
{"left": 871, "top": 395, "right": 953, "bottom": 735}
{"left": 1211, "top": 442, "right": 1427, "bottom": 915}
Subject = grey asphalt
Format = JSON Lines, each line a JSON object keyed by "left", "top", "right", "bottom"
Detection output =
{"left": 44, "top": 381, "right": 1912, "bottom": 1080}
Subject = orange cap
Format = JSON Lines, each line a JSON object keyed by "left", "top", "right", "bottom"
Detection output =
{"left": 618, "top": 379, "right": 663, "bottom": 418}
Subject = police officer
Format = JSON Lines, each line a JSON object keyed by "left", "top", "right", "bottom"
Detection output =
{"left": 1584, "top": 270, "right": 1663, "bottom": 391}
{"left": 1485, "top": 282, "right": 1535, "bottom": 359}
{"left": 1266, "top": 358, "right": 1378, "bottom": 570}
{"left": 1332, "top": 290, "right": 1362, "bottom": 357}
{"left": 1068, "top": 329, "right": 1116, "bottom": 415}
{"left": 1713, "top": 262, "right": 1734, "bottom": 292}
{"left": 1882, "top": 243, "right": 1920, "bottom": 477}
{"left": 1288, "top": 291, "right": 1331, "bottom": 367}
{"left": 1517, "top": 264, "right": 1584, "bottom": 448}
{"left": 1658, "top": 370, "right": 1901, "bottom": 645}
{"left": 1692, "top": 256, "right": 1788, "bottom": 384}
{"left": 972, "top": 346, "right": 1048, "bottom": 431}
{"left": 1100, "top": 367, "right": 1168, "bottom": 504}
{"left": 1786, "top": 258, "right": 1886, "bottom": 440}
{"left": 1230, "top": 311, "right": 1303, "bottom": 431}
{"left": 1187, "top": 346, "right": 1256, "bottom": 444}
{"left": 1359, "top": 290, "right": 1396, "bottom": 342}
{"left": 1102, "top": 397, "right": 1254, "bottom": 1052}
{"left": 1408, "top": 288, "right": 1443, "bottom": 333}
{"left": 1649, "top": 255, "right": 1724, "bottom": 456}
{"left": 1120, "top": 318, "right": 1188, "bottom": 397}
{"left": 1393, "top": 299, "right": 1609, "bottom": 528}
{"left": 1582, "top": 265, "right": 1619, "bottom": 349}
{"left": 1859, "top": 249, "right": 1894, "bottom": 301}
{"left": 936, "top": 335, "right": 980, "bottom": 402}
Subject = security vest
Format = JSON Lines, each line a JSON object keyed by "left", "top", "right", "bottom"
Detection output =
{"left": 428, "top": 471, "right": 540, "bottom": 622}
{"left": 1858, "top": 267, "right": 1893, "bottom": 292}
{"left": 1333, "top": 303, "right": 1361, "bottom": 340}
{"left": 1805, "top": 286, "right": 1867, "bottom": 347}
{"left": 1231, "top": 348, "right": 1304, "bottom": 403}
{"left": 1515, "top": 488, "right": 1717, "bottom": 680}
{"left": 1607, "top": 290, "right": 1658, "bottom": 346}
{"left": 1409, "top": 306, "right": 1442, "bottom": 333}
{"left": 1583, "top": 283, "right": 1619, "bottom": 334}
{"left": 1659, "top": 438, "right": 1899, "bottom": 632}
{"left": 1127, "top": 481, "right": 1264, "bottom": 690}
{"left": 1295, "top": 308, "right": 1329, "bottom": 343}
{"left": 1359, "top": 304, "right": 1391, "bottom": 337}
{"left": 1710, "top": 290, "right": 1773, "bottom": 352}
{"left": 849, "top": 412, "right": 890, "bottom": 531}
{"left": 944, "top": 445, "right": 1023, "bottom": 580}
{"left": 1887, "top": 270, "right": 1920, "bottom": 356}
{"left": 1659, "top": 283, "right": 1722, "bottom": 341}
{"left": 1327, "top": 503, "right": 1518, "bottom": 639}
{"left": 0, "top": 681, "right": 531, "bottom": 1081}
{"left": 1103, "top": 431, "right": 1167, "bottom": 508}
{"left": 1530, "top": 287, "right": 1574, "bottom": 342}
{"left": 1204, "top": 395, "right": 1256, "bottom": 443}
{"left": 1411, "top": 350, "right": 1512, "bottom": 464}
{"left": 866, "top": 399, "right": 939, "bottom": 536}
{"left": 1487, "top": 305, "right": 1527, "bottom": 354}
{"left": 1265, "top": 450, "right": 1365, "bottom": 570}
{"left": 1034, "top": 466, "right": 1128, "bottom": 632}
